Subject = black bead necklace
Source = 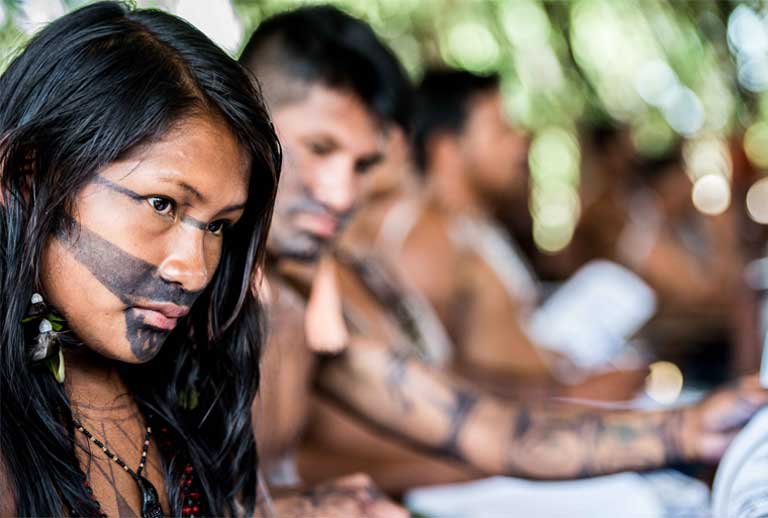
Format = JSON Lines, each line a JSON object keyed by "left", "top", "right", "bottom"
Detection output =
{"left": 73, "top": 420, "right": 164, "bottom": 518}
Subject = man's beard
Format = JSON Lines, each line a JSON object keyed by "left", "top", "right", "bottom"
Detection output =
{"left": 270, "top": 229, "right": 328, "bottom": 263}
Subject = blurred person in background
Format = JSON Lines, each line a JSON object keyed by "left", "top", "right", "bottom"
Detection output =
{"left": 239, "top": 5, "right": 768, "bottom": 511}
{"left": 571, "top": 122, "right": 637, "bottom": 268}
{"left": 354, "top": 69, "right": 648, "bottom": 400}
{"left": 616, "top": 148, "right": 745, "bottom": 380}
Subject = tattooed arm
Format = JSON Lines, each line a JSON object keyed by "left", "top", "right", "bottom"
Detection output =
{"left": 316, "top": 339, "right": 768, "bottom": 479}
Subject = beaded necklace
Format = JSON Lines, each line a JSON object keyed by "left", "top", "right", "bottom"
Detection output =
{"left": 69, "top": 419, "right": 203, "bottom": 518}
{"left": 74, "top": 420, "right": 161, "bottom": 518}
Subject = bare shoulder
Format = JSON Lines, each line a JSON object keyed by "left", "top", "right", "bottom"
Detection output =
{"left": 264, "top": 273, "right": 307, "bottom": 332}
{"left": 399, "top": 205, "right": 461, "bottom": 310}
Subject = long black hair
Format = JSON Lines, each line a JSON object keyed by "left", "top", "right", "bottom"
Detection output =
{"left": 0, "top": 2, "right": 280, "bottom": 516}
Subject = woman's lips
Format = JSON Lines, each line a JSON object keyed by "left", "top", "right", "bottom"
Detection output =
{"left": 131, "top": 303, "right": 190, "bottom": 331}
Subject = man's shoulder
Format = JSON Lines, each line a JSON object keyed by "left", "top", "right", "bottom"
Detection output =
{"left": 265, "top": 272, "right": 308, "bottom": 315}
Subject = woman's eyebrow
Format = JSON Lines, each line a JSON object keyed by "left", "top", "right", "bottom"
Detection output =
{"left": 219, "top": 202, "right": 247, "bottom": 213}
{"left": 155, "top": 174, "right": 205, "bottom": 202}
{"left": 96, "top": 173, "right": 207, "bottom": 204}
{"left": 96, "top": 174, "right": 245, "bottom": 216}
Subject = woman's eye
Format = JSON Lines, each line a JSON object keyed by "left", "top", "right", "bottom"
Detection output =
{"left": 147, "top": 196, "right": 175, "bottom": 217}
{"left": 207, "top": 220, "right": 228, "bottom": 235}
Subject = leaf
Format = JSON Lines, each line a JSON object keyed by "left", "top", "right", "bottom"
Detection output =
{"left": 47, "top": 348, "right": 65, "bottom": 383}
{"left": 179, "top": 386, "right": 199, "bottom": 410}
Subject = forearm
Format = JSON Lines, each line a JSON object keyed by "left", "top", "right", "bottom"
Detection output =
{"left": 317, "top": 340, "right": 687, "bottom": 479}
{"left": 498, "top": 404, "right": 688, "bottom": 479}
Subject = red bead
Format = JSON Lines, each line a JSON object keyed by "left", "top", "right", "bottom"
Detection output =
{"left": 182, "top": 506, "right": 191, "bottom": 514}
{"left": 189, "top": 492, "right": 200, "bottom": 499}
{"left": 184, "top": 465, "right": 193, "bottom": 474}
{"left": 184, "top": 478, "right": 193, "bottom": 486}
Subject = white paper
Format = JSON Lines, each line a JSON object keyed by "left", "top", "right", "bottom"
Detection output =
{"left": 528, "top": 260, "right": 657, "bottom": 371}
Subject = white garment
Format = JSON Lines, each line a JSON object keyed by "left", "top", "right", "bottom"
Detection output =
{"left": 448, "top": 215, "right": 540, "bottom": 318}
{"left": 405, "top": 470, "right": 709, "bottom": 518}
{"left": 712, "top": 408, "right": 768, "bottom": 518}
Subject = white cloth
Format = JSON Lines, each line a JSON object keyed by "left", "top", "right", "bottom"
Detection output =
{"left": 405, "top": 470, "right": 709, "bottom": 518}
{"left": 448, "top": 215, "right": 540, "bottom": 317}
{"left": 712, "top": 408, "right": 768, "bottom": 518}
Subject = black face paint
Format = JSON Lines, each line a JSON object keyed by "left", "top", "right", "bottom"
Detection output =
{"left": 94, "top": 175, "right": 210, "bottom": 230}
{"left": 60, "top": 219, "right": 203, "bottom": 362}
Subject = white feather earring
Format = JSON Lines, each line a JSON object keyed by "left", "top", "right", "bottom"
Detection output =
{"left": 22, "top": 292, "right": 68, "bottom": 382}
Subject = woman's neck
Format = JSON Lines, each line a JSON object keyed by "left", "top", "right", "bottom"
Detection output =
{"left": 64, "top": 347, "right": 135, "bottom": 421}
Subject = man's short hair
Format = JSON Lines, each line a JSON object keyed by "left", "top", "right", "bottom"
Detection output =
{"left": 240, "top": 5, "right": 411, "bottom": 132}
{"left": 412, "top": 69, "right": 500, "bottom": 172}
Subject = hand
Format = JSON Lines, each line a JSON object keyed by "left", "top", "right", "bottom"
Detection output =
{"left": 269, "top": 473, "right": 409, "bottom": 518}
{"left": 314, "top": 473, "right": 410, "bottom": 518}
{"left": 682, "top": 375, "right": 768, "bottom": 463}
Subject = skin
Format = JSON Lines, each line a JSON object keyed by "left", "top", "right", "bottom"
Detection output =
{"left": 455, "top": 89, "right": 529, "bottom": 206}
{"left": 256, "top": 272, "right": 408, "bottom": 517}
{"left": 42, "top": 117, "right": 248, "bottom": 364}
{"left": 267, "top": 83, "right": 384, "bottom": 262}
{"left": 630, "top": 165, "right": 742, "bottom": 317}
{"left": 254, "top": 84, "right": 406, "bottom": 516}
{"left": 263, "top": 473, "right": 408, "bottom": 518}
{"left": 395, "top": 87, "right": 563, "bottom": 384}
{"left": 255, "top": 74, "right": 768, "bottom": 500}
{"left": 383, "top": 85, "right": 653, "bottom": 398}
{"left": 36, "top": 116, "right": 250, "bottom": 517}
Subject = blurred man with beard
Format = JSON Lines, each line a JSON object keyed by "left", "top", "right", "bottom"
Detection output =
{"left": 240, "top": 4, "right": 768, "bottom": 512}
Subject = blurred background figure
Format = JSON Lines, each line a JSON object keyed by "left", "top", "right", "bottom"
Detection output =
{"left": 345, "top": 69, "right": 649, "bottom": 400}
{"left": 615, "top": 147, "right": 745, "bottom": 383}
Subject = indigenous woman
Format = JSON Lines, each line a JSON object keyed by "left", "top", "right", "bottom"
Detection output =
{"left": 0, "top": 2, "right": 280, "bottom": 516}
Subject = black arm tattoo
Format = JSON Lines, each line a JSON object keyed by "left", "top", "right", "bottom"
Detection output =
{"left": 385, "top": 349, "right": 413, "bottom": 413}
{"left": 505, "top": 405, "right": 686, "bottom": 478}
{"left": 435, "top": 389, "right": 479, "bottom": 459}
{"left": 319, "top": 346, "right": 481, "bottom": 462}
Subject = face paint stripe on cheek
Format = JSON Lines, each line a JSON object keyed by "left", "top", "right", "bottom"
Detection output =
{"left": 57, "top": 218, "right": 204, "bottom": 361}
{"left": 58, "top": 219, "right": 205, "bottom": 304}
